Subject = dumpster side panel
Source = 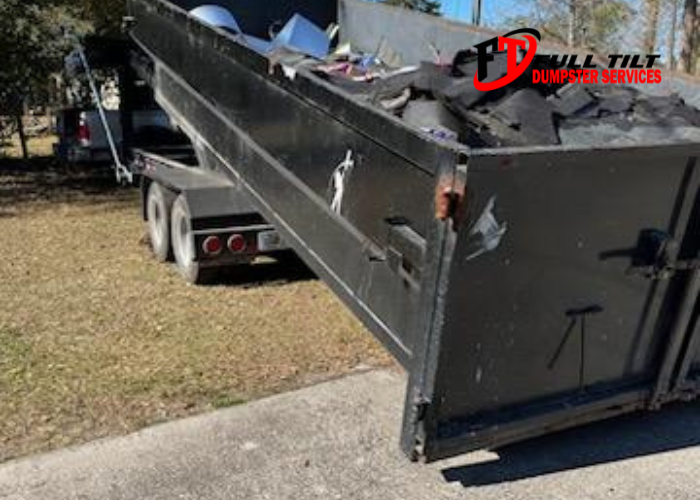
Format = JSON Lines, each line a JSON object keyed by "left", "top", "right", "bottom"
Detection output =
{"left": 415, "top": 145, "right": 700, "bottom": 460}
{"left": 132, "top": 0, "right": 700, "bottom": 462}
{"left": 131, "top": 0, "right": 441, "bottom": 245}
{"left": 129, "top": 0, "right": 460, "bottom": 366}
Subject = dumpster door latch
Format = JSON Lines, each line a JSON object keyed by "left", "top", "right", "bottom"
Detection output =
{"left": 627, "top": 230, "right": 700, "bottom": 280}
{"left": 385, "top": 219, "right": 426, "bottom": 288}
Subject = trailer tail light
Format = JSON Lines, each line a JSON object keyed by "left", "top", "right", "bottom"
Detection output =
{"left": 228, "top": 234, "right": 247, "bottom": 253}
{"left": 202, "top": 236, "right": 223, "bottom": 256}
{"left": 77, "top": 119, "right": 90, "bottom": 144}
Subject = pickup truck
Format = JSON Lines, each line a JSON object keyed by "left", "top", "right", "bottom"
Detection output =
{"left": 124, "top": 0, "right": 700, "bottom": 462}
{"left": 55, "top": 107, "right": 179, "bottom": 164}
{"left": 56, "top": 36, "right": 185, "bottom": 165}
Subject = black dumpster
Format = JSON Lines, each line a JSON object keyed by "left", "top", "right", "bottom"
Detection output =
{"left": 127, "top": 0, "right": 700, "bottom": 461}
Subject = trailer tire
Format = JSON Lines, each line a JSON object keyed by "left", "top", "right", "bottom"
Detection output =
{"left": 171, "top": 195, "right": 218, "bottom": 285}
{"left": 147, "top": 182, "right": 175, "bottom": 262}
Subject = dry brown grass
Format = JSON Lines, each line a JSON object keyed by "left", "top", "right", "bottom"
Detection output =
{"left": 1, "top": 133, "right": 56, "bottom": 159}
{"left": 0, "top": 157, "right": 392, "bottom": 463}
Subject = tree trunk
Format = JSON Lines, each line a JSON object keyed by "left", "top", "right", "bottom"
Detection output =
{"left": 643, "top": 0, "right": 661, "bottom": 54}
{"left": 568, "top": 0, "right": 578, "bottom": 47}
{"left": 680, "top": 0, "right": 698, "bottom": 73}
{"left": 696, "top": 20, "right": 700, "bottom": 73}
{"left": 14, "top": 112, "right": 28, "bottom": 159}
{"left": 667, "top": 0, "right": 680, "bottom": 70}
{"left": 471, "top": 0, "right": 482, "bottom": 25}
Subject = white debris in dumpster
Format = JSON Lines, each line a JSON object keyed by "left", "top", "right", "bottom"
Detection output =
{"left": 271, "top": 14, "right": 331, "bottom": 60}
{"left": 189, "top": 5, "right": 242, "bottom": 34}
{"left": 189, "top": 7, "right": 331, "bottom": 59}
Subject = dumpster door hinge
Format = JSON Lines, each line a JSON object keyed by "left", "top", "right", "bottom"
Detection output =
{"left": 627, "top": 230, "right": 700, "bottom": 280}
{"left": 436, "top": 187, "right": 460, "bottom": 221}
{"left": 412, "top": 395, "right": 431, "bottom": 424}
{"left": 435, "top": 186, "right": 465, "bottom": 224}
{"left": 629, "top": 259, "right": 700, "bottom": 280}
{"left": 435, "top": 165, "right": 467, "bottom": 225}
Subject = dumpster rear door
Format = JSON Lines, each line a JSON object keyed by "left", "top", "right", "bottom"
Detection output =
{"left": 406, "top": 144, "right": 700, "bottom": 462}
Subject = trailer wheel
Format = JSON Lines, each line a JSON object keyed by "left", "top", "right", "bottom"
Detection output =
{"left": 171, "top": 195, "right": 217, "bottom": 285}
{"left": 146, "top": 182, "right": 175, "bottom": 262}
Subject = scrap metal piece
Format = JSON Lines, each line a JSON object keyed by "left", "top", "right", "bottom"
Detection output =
{"left": 272, "top": 14, "right": 330, "bottom": 60}
{"left": 189, "top": 5, "right": 242, "bottom": 34}
{"left": 379, "top": 88, "right": 411, "bottom": 113}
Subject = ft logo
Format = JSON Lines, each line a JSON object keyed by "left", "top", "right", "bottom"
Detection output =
{"left": 473, "top": 28, "right": 541, "bottom": 91}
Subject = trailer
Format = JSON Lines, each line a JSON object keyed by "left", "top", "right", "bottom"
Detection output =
{"left": 125, "top": 0, "right": 700, "bottom": 462}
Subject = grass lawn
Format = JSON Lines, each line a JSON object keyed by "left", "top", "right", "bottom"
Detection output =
{"left": 0, "top": 143, "right": 392, "bottom": 463}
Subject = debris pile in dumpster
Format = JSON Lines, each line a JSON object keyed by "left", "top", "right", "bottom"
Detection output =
{"left": 315, "top": 51, "right": 700, "bottom": 148}
{"left": 190, "top": 5, "right": 700, "bottom": 148}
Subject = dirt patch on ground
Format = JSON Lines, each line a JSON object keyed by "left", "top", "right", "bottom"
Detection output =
{"left": 0, "top": 157, "right": 392, "bottom": 463}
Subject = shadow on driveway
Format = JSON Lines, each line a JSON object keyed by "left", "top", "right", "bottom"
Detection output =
{"left": 442, "top": 400, "right": 700, "bottom": 486}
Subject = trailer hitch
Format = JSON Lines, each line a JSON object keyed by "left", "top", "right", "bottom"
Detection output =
{"left": 627, "top": 230, "right": 700, "bottom": 280}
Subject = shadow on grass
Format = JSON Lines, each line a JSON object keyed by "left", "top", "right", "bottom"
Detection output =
{"left": 0, "top": 156, "right": 318, "bottom": 287}
{"left": 215, "top": 253, "right": 317, "bottom": 287}
{"left": 0, "top": 156, "right": 134, "bottom": 215}
{"left": 441, "top": 400, "right": 700, "bottom": 487}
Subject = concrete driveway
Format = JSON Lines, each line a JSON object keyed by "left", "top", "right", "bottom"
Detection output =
{"left": 1, "top": 369, "right": 699, "bottom": 500}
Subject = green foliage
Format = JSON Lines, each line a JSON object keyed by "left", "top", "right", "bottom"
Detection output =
{"left": 211, "top": 394, "right": 246, "bottom": 409}
{"left": 82, "top": 0, "right": 127, "bottom": 35}
{"left": 381, "top": 0, "right": 442, "bottom": 16}
{"left": 0, "top": 1, "right": 61, "bottom": 113}
{"left": 0, "top": 0, "right": 124, "bottom": 114}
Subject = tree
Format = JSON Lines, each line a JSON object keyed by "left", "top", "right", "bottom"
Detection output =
{"left": 568, "top": 0, "right": 579, "bottom": 46}
{"left": 0, "top": 0, "right": 122, "bottom": 157}
{"left": 667, "top": 0, "right": 681, "bottom": 70}
{"left": 680, "top": 0, "right": 698, "bottom": 73}
{"left": 82, "top": 0, "right": 127, "bottom": 35}
{"left": 643, "top": 0, "right": 661, "bottom": 54}
{"left": 508, "top": 0, "right": 633, "bottom": 53}
{"left": 381, "top": 0, "right": 442, "bottom": 16}
{"left": 0, "top": 1, "right": 65, "bottom": 157}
